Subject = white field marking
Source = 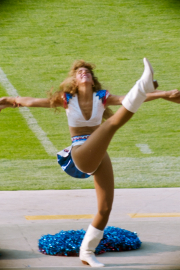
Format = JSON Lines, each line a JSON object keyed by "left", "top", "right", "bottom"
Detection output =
{"left": 112, "top": 156, "right": 180, "bottom": 183}
{"left": 136, "top": 144, "right": 153, "bottom": 154}
{"left": 0, "top": 68, "right": 58, "bottom": 156}
{"left": 1, "top": 157, "right": 180, "bottom": 183}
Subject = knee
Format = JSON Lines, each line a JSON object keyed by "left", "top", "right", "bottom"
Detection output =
{"left": 106, "top": 116, "right": 120, "bottom": 131}
{"left": 98, "top": 205, "right": 112, "bottom": 218}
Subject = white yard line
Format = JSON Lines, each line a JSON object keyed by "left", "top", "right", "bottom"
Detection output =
{"left": 1, "top": 157, "right": 180, "bottom": 184}
{"left": 136, "top": 143, "right": 153, "bottom": 154}
{"left": 0, "top": 68, "right": 58, "bottom": 156}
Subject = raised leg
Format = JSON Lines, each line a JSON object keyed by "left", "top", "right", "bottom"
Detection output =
{"left": 72, "top": 58, "right": 157, "bottom": 173}
{"left": 72, "top": 106, "right": 133, "bottom": 173}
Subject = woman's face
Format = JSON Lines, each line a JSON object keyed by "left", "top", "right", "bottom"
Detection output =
{"left": 75, "top": 67, "right": 94, "bottom": 87}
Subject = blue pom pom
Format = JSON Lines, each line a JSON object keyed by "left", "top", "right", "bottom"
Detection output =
{"left": 38, "top": 226, "right": 141, "bottom": 256}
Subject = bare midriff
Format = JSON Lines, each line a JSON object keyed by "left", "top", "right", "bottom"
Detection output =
{"left": 69, "top": 125, "right": 100, "bottom": 137}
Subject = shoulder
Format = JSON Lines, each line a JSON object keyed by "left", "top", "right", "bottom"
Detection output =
{"left": 64, "top": 92, "right": 73, "bottom": 103}
{"left": 63, "top": 92, "right": 74, "bottom": 108}
{"left": 95, "top": 90, "right": 111, "bottom": 105}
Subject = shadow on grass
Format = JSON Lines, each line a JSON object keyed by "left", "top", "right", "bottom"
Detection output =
{"left": 162, "top": 0, "right": 180, "bottom": 9}
{"left": 0, "top": 0, "right": 180, "bottom": 10}
{"left": 0, "top": 0, "right": 10, "bottom": 5}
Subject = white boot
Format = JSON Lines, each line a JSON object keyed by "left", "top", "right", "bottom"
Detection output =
{"left": 80, "top": 224, "right": 104, "bottom": 267}
{"left": 122, "top": 58, "right": 158, "bottom": 113}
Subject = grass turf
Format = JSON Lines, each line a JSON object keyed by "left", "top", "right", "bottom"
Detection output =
{"left": 0, "top": 0, "right": 180, "bottom": 190}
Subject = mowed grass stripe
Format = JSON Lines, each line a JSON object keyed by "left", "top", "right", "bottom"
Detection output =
{"left": 0, "top": 68, "right": 58, "bottom": 156}
{"left": 129, "top": 213, "right": 180, "bottom": 218}
{"left": 0, "top": 157, "right": 180, "bottom": 190}
{"left": 25, "top": 214, "right": 94, "bottom": 220}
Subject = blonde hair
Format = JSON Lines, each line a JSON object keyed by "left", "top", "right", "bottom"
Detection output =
{"left": 49, "top": 60, "right": 113, "bottom": 120}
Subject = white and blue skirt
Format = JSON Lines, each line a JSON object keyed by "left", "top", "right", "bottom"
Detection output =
{"left": 57, "top": 135, "right": 91, "bottom": 179}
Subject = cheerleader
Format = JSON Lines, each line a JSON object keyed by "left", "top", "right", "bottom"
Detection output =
{"left": 0, "top": 58, "right": 179, "bottom": 267}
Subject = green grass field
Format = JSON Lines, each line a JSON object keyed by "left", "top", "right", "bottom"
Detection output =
{"left": 0, "top": 0, "right": 180, "bottom": 190}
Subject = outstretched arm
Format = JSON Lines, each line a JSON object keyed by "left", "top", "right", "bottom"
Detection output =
{"left": 145, "top": 89, "right": 180, "bottom": 103}
{"left": 0, "top": 96, "right": 63, "bottom": 112}
{"left": 106, "top": 89, "right": 180, "bottom": 106}
{"left": 163, "top": 96, "right": 180, "bottom": 103}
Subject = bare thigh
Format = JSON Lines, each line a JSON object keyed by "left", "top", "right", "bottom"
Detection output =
{"left": 71, "top": 106, "right": 133, "bottom": 173}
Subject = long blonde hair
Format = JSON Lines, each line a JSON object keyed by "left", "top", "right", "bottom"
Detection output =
{"left": 49, "top": 60, "right": 113, "bottom": 120}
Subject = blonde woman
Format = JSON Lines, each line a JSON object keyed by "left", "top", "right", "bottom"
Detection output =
{"left": 0, "top": 58, "right": 179, "bottom": 267}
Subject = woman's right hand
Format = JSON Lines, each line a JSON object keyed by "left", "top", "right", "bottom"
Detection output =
{"left": 0, "top": 105, "right": 8, "bottom": 112}
{"left": 0, "top": 97, "right": 14, "bottom": 112}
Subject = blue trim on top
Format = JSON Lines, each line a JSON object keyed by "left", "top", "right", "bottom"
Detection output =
{"left": 65, "top": 90, "right": 107, "bottom": 105}
{"left": 65, "top": 93, "right": 73, "bottom": 104}
{"left": 96, "top": 90, "right": 106, "bottom": 100}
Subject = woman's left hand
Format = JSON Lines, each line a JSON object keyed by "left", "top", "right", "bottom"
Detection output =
{"left": 166, "top": 89, "right": 180, "bottom": 98}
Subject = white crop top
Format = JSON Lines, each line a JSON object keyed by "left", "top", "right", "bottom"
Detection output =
{"left": 65, "top": 90, "right": 110, "bottom": 127}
